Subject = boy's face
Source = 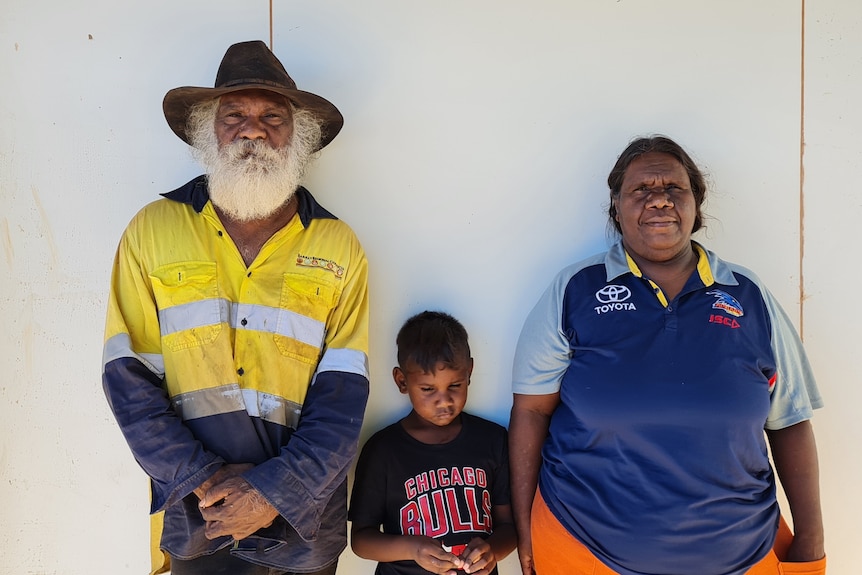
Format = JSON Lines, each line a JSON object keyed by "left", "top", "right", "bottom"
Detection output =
{"left": 394, "top": 358, "right": 473, "bottom": 428}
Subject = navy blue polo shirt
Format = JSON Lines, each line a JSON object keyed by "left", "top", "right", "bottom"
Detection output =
{"left": 512, "top": 241, "right": 822, "bottom": 575}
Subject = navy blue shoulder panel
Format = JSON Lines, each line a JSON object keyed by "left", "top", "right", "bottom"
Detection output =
{"left": 160, "top": 175, "right": 209, "bottom": 212}
{"left": 295, "top": 186, "right": 338, "bottom": 226}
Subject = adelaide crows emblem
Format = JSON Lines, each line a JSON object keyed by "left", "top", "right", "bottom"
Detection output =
{"left": 706, "top": 290, "right": 744, "bottom": 317}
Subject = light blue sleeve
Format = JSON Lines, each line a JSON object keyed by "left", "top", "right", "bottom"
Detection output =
{"left": 730, "top": 264, "right": 824, "bottom": 430}
{"left": 512, "top": 265, "right": 581, "bottom": 396}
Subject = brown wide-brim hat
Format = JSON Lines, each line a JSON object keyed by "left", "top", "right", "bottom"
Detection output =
{"left": 163, "top": 40, "right": 343, "bottom": 151}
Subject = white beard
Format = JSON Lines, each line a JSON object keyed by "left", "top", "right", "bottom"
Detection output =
{"left": 205, "top": 139, "right": 300, "bottom": 222}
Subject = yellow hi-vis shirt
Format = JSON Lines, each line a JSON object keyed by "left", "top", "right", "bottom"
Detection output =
{"left": 103, "top": 178, "right": 370, "bottom": 572}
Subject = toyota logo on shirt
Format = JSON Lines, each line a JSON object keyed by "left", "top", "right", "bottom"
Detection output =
{"left": 594, "top": 285, "right": 637, "bottom": 314}
{"left": 596, "top": 285, "right": 632, "bottom": 303}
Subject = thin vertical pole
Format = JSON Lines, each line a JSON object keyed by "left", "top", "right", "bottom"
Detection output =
{"left": 269, "top": 0, "right": 274, "bottom": 50}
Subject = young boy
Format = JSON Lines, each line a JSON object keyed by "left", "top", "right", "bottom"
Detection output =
{"left": 349, "top": 311, "right": 517, "bottom": 575}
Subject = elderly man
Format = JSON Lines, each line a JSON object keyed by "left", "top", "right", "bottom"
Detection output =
{"left": 103, "top": 41, "right": 369, "bottom": 575}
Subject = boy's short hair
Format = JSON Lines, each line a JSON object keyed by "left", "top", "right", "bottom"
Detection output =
{"left": 396, "top": 311, "right": 471, "bottom": 373}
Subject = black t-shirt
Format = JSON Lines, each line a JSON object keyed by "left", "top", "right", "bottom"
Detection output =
{"left": 349, "top": 412, "right": 510, "bottom": 575}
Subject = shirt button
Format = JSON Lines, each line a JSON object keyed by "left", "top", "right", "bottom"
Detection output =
{"left": 241, "top": 318, "right": 248, "bottom": 326}
{"left": 237, "top": 368, "right": 244, "bottom": 376}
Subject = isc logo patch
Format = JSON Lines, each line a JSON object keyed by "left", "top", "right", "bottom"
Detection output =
{"left": 709, "top": 314, "right": 741, "bottom": 329}
{"left": 594, "top": 285, "right": 637, "bottom": 315}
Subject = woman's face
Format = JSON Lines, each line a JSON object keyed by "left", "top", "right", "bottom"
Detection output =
{"left": 613, "top": 152, "right": 697, "bottom": 263}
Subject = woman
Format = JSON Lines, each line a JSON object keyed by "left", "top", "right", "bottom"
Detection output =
{"left": 509, "top": 136, "right": 825, "bottom": 575}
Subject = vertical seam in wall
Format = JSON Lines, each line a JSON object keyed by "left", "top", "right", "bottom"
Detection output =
{"left": 269, "top": 0, "right": 274, "bottom": 49}
{"left": 799, "top": 0, "right": 807, "bottom": 340}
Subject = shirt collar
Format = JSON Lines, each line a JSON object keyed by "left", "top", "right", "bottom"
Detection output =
{"left": 160, "top": 175, "right": 338, "bottom": 228}
{"left": 604, "top": 239, "right": 738, "bottom": 286}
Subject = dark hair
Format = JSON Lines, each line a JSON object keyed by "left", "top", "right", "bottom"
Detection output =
{"left": 607, "top": 135, "right": 707, "bottom": 234}
{"left": 396, "top": 311, "right": 471, "bottom": 373}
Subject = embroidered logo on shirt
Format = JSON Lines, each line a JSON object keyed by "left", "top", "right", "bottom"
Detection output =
{"left": 706, "top": 290, "right": 743, "bottom": 328}
{"left": 594, "top": 285, "right": 637, "bottom": 315}
{"left": 706, "top": 290, "right": 744, "bottom": 317}
{"left": 708, "top": 314, "right": 741, "bottom": 329}
{"left": 296, "top": 254, "right": 344, "bottom": 278}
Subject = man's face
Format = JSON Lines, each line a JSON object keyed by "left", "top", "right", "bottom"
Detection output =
{"left": 187, "top": 91, "right": 321, "bottom": 223}
{"left": 215, "top": 89, "right": 294, "bottom": 150}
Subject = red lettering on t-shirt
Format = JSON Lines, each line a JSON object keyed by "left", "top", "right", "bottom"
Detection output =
{"left": 476, "top": 468, "right": 487, "bottom": 488}
{"left": 462, "top": 467, "right": 475, "bottom": 485}
{"left": 438, "top": 468, "right": 450, "bottom": 488}
{"left": 446, "top": 487, "right": 473, "bottom": 533}
{"left": 481, "top": 490, "right": 492, "bottom": 531}
{"left": 416, "top": 473, "right": 430, "bottom": 494}
{"left": 417, "top": 491, "right": 449, "bottom": 538}
{"left": 464, "top": 487, "right": 492, "bottom": 533}
{"left": 450, "top": 467, "right": 464, "bottom": 486}
{"left": 400, "top": 500, "right": 422, "bottom": 535}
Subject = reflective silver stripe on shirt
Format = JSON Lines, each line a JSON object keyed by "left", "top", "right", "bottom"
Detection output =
{"left": 242, "top": 388, "right": 302, "bottom": 428}
{"left": 231, "top": 302, "right": 267, "bottom": 331}
{"left": 275, "top": 308, "right": 326, "bottom": 348}
{"left": 232, "top": 303, "right": 323, "bottom": 345}
{"left": 171, "top": 384, "right": 302, "bottom": 428}
{"left": 158, "top": 299, "right": 229, "bottom": 336}
{"left": 102, "top": 332, "right": 165, "bottom": 377}
{"left": 315, "top": 348, "right": 369, "bottom": 379}
{"left": 158, "top": 299, "right": 325, "bottom": 348}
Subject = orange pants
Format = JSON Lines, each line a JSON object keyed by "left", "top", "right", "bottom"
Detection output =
{"left": 531, "top": 490, "right": 826, "bottom": 575}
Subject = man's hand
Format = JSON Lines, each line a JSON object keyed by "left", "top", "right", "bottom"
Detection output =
{"left": 198, "top": 474, "right": 279, "bottom": 540}
{"left": 193, "top": 463, "right": 254, "bottom": 501}
{"left": 412, "top": 536, "right": 465, "bottom": 575}
{"left": 459, "top": 537, "right": 497, "bottom": 575}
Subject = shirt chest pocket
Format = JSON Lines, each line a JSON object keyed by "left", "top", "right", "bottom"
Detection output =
{"left": 274, "top": 273, "right": 338, "bottom": 362}
{"left": 149, "top": 261, "right": 223, "bottom": 351}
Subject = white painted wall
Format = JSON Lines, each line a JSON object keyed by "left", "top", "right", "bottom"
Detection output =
{"left": 803, "top": 1, "right": 862, "bottom": 570}
{"left": 0, "top": 1, "right": 857, "bottom": 573}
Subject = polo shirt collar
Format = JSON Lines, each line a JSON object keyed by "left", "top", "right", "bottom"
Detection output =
{"left": 604, "top": 240, "right": 739, "bottom": 286}
{"left": 160, "top": 175, "right": 337, "bottom": 228}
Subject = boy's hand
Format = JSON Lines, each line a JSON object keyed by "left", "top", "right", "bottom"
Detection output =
{"left": 459, "top": 537, "right": 497, "bottom": 575}
{"left": 412, "top": 536, "right": 466, "bottom": 574}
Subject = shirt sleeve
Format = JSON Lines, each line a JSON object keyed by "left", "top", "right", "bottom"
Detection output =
{"left": 347, "top": 431, "right": 388, "bottom": 529}
{"left": 490, "top": 425, "right": 510, "bottom": 507}
{"left": 759, "top": 284, "right": 824, "bottom": 430}
{"left": 243, "top": 235, "right": 370, "bottom": 541}
{"left": 512, "top": 267, "right": 576, "bottom": 395}
{"left": 102, "top": 222, "right": 223, "bottom": 513}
